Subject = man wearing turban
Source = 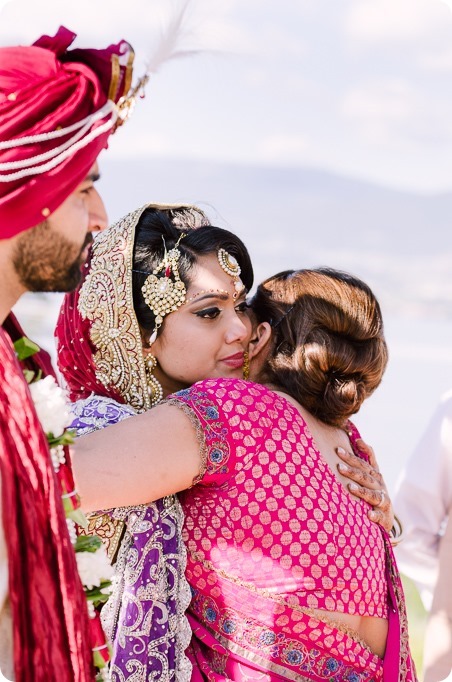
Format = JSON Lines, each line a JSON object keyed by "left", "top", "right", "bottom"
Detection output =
{"left": 0, "top": 27, "right": 135, "bottom": 681}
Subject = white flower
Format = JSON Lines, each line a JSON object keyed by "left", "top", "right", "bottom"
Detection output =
{"left": 28, "top": 375, "right": 71, "bottom": 437}
{"left": 76, "top": 545, "right": 114, "bottom": 590}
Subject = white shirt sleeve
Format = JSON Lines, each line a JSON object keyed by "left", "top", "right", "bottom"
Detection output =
{"left": 394, "top": 390, "right": 452, "bottom": 610}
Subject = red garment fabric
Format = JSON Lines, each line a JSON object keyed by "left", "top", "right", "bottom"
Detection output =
{"left": 0, "top": 26, "right": 133, "bottom": 238}
{"left": 3, "top": 312, "right": 55, "bottom": 379}
{"left": 55, "top": 255, "right": 126, "bottom": 405}
{"left": 0, "top": 315, "right": 93, "bottom": 681}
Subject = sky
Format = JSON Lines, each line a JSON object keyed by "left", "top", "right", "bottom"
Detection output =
{"left": 2, "top": 0, "right": 452, "bottom": 194}
{"left": 5, "top": 0, "right": 452, "bottom": 488}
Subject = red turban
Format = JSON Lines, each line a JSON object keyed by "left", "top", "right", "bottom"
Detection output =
{"left": 0, "top": 26, "right": 134, "bottom": 238}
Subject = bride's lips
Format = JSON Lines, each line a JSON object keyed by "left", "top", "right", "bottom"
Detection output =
{"left": 220, "top": 352, "right": 244, "bottom": 369}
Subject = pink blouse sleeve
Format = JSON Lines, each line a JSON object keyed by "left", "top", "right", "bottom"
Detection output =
{"left": 165, "top": 378, "right": 274, "bottom": 487}
{"left": 346, "top": 420, "right": 371, "bottom": 464}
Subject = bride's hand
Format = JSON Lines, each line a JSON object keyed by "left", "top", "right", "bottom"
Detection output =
{"left": 336, "top": 439, "right": 394, "bottom": 533}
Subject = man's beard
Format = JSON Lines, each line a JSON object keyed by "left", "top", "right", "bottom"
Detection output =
{"left": 12, "top": 222, "right": 92, "bottom": 293}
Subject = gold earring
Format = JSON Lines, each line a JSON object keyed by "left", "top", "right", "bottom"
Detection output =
{"left": 144, "top": 353, "right": 163, "bottom": 406}
{"left": 243, "top": 350, "right": 250, "bottom": 380}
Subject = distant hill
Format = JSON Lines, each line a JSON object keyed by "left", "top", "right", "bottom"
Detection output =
{"left": 101, "top": 156, "right": 452, "bottom": 318}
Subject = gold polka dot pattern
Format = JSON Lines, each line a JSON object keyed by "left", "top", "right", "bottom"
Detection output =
{"left": 173, "top": 379, "right": 389, "bottom": 679}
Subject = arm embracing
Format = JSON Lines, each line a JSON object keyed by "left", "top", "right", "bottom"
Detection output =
{"left": 71, "top": 402, "right": 202, "bottom": 511}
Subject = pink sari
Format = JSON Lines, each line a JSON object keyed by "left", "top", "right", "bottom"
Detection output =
{"left": 168, "top": 378, "right": 417, "bottom": 682}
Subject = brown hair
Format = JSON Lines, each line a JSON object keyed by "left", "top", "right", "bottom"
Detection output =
{"left": 251, "top": 268, "right": 388, "bottom": 427}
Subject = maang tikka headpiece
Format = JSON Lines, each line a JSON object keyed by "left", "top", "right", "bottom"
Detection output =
{"left": 217, "top": 248, "right": 243, "bottom": 299}
{"left": 141, "top": 232, "right": 187, "bottom": 344}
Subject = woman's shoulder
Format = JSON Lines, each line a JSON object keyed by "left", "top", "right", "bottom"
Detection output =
{"left": 174, "top": 378, "right": 278, "bottom": 404}
{"left": 169, "top": 380, "right": 286, "bottom": 432}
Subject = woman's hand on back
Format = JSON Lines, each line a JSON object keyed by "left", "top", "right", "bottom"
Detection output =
{"left": 336, "top": 440, "right": 394, "bottom": 533}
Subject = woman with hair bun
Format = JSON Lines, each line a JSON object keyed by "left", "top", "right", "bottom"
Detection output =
{"left": 71, "top": 261, "right": 414, "bottom": 680}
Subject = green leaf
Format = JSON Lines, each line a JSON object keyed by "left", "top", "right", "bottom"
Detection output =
{"left": 23, "top": 369, "right": 36, "bottom": 384}
{"left": 48, "top": 429, "right": 75, "bottom": 447}
{"left": 13, "top": 336, "right": 40, "bottom": 361}
{"left": 67, "top": 508, "right": 89, "bottom": 528}
{"left": 85, "top": 581, "right": 113, "bottom": 606}
{"left": 75, "top": 535, "right": 102, "bottom": 553}
{"left": 93, "top": 647, "right": 111, "bottom": 670}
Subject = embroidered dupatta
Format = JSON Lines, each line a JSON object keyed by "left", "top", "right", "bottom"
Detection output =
{"left": 55, "top": 205, "right": 205, "bottom": 681}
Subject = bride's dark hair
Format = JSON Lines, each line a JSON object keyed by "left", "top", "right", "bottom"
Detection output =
{"left": 132, "top": 205, "right": 254, "bottom": 336}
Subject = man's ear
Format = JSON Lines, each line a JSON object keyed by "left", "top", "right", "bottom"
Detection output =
{"left": 249, "top": 321, "right": 272, "bottom": 360}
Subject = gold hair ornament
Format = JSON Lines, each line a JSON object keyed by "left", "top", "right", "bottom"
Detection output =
{"left": 141, "top": 233, "right": 187, "bottom": 344}
{"left": 217, "top": 248, "right": 243, "bottom": 300}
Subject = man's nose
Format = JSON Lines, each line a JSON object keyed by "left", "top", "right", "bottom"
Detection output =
{"left": 88, "top": 189, "right": 108, "bottom": 232}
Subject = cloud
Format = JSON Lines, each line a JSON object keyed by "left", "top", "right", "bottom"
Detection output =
{"left": 342, "top": 79, "right": 414, "bottom": 123}
{"left": 0, "top": 0, "right": 219, "bottom": 52}
{"left": 341, "top": 78, "right": 452, "bottom": 148}
{"left": 341, "top": 79, "right": 417, "bottom": 147}
{"left": 257, "top": 134, "right": 309, "bottom": 164}
{"left": 345, "top": 0, "right": 449, "bottom": 45}
{"left": 0, "top": 0, "right": 169, "bottom": 46}
{"left": 2, "top": 0, "right": 452, "bottom": 192}
{"left": 419, "top": 47, "right": 452, "bottom": 72}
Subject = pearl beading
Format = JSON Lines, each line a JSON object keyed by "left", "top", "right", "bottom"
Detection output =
{"left": 0, "top": 102, "right": 117, "bottom": 182}
{"left": 78, "top": 205, "right": 152, "bottom": 413}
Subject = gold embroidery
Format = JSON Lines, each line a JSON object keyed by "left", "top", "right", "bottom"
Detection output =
{"left": 201, "top": 623, "right": 329, "bottom": 682}
{"left": 108, "top": 54, "right": 121, "bottom": 102}
{"left": 384, "top": 538, "right": 418, "bottom": 680}
{"left": 78, "top": 205, "right": 151, "bottom": 413}
{"left": 78, "top": 512, "right": 125, "bottom": 563}
{"left": 165, "top": 398, "right": 208, "bottom": 485}
{"left": 123, "top": 49, "right": 135, "bottom": 99}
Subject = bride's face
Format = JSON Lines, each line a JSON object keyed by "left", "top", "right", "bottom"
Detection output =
{"left": 149, "top": 252, "right": 253, "bottom": 396}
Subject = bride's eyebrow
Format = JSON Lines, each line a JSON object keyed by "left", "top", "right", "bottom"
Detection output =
{"left": 185, "top": 290, "right": 231, "bottom": 305}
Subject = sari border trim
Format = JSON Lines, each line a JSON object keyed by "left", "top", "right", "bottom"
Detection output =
{"left": 204, "top": 626, "right": 321, "bottom": 682}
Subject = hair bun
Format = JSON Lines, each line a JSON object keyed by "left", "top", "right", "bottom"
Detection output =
{"left": 323, "top": 374, "right": 367, "bottom": 424}
{"left": 252, "top": 267, "right": 388, "bottom": 426}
